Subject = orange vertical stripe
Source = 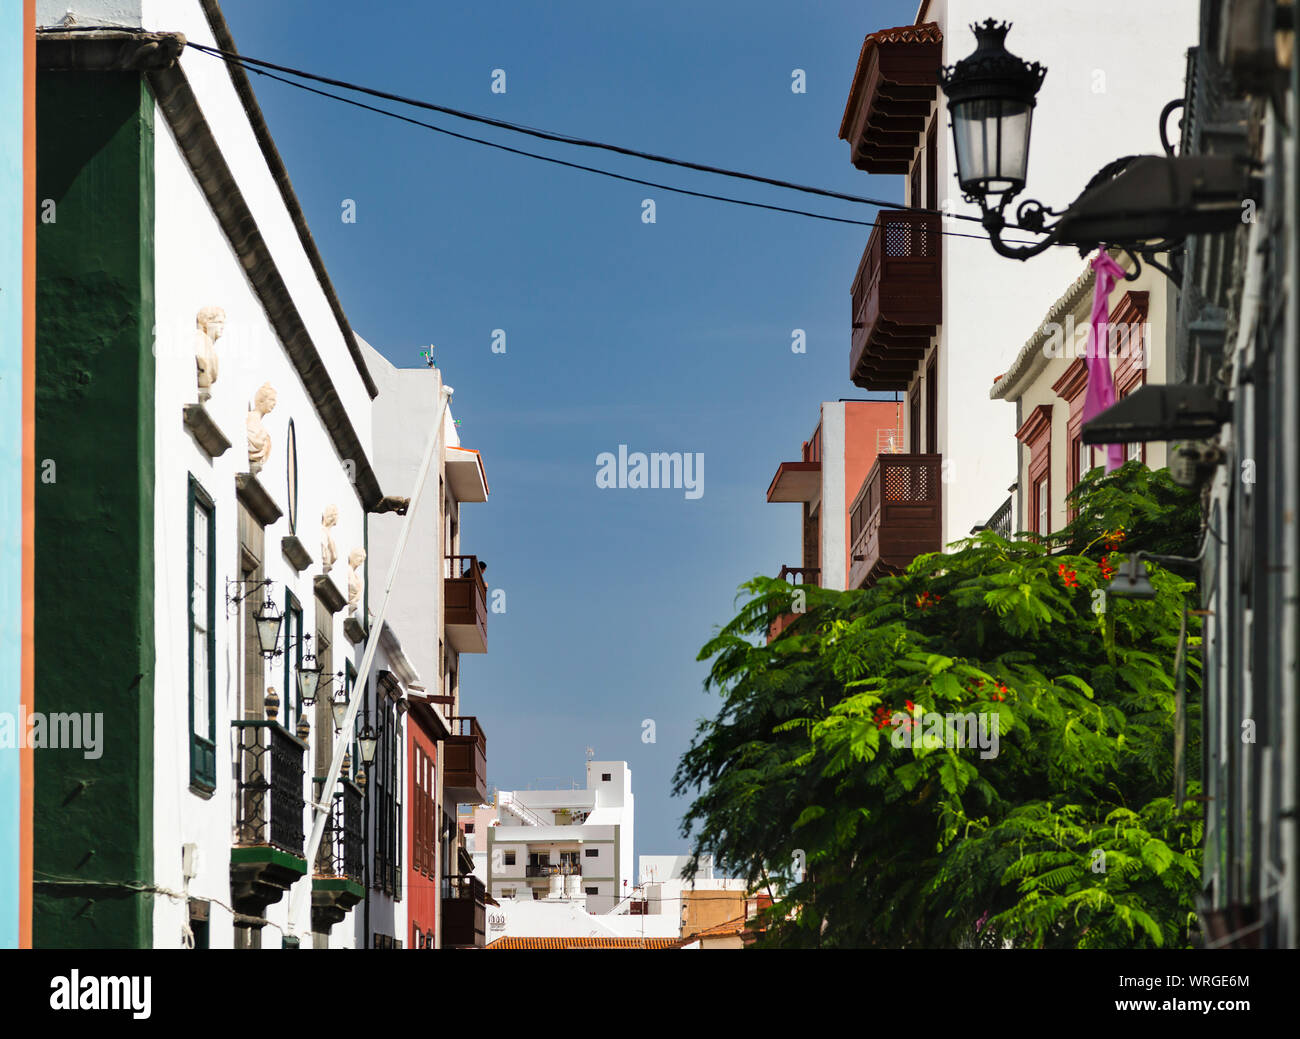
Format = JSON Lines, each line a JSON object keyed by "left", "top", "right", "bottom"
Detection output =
{"left": 20, "top": 0, "right": 34, "bottom": 950}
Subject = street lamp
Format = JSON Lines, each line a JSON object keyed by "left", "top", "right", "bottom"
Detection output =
{"left": 1107, "top": 554, "right": 1158, "bottom": 600}
{"left": 254, "top": 596, "right": 283, "bottom": 658}
{"left": 297, "top": 651, "right": 323, "bottom": 708}
{"left": 940, "top": 19, "right": 1045, "bottom": 202}
{"left": 331, "top": 687, "right": 350, "bottom": 733}
{"left": 939, "top": 20, "right": 1258, "bottom": 268}
{"left": 358, "top": 723, "right": 379, "bottom": 769}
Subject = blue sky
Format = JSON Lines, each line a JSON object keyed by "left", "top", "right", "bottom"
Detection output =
{"left": 218, "top": 0, "right": 919, "bottom": 861}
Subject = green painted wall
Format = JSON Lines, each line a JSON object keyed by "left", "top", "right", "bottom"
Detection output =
{"left": 34, "top": 72, "right": 155, "bottom": 948}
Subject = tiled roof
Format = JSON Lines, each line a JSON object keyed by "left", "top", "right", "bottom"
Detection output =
{"left": 868, "top": 23, "right": 944, "bottom": 46}
{"left": 839, "top": 22, "right": 943, "bottom": 140}
{"left": 485, "top": 936, "right": 686, "bottom": 950}
{"left": 689, "top": 914, "right": 750, "bottom": 939}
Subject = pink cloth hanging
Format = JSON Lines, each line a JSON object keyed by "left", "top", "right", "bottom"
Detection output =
{"left": 1081, "top": 249, "right": 1127, "bottom": 472}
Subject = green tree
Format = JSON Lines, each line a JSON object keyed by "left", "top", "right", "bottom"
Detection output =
{"left": 674, "top": 463, "right": 1203, "bottom": 948}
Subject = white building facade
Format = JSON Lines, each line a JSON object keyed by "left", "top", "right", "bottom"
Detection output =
{"left": 31, "top": 0, "right": 482, "bottom": 950}
{"left": 840, "top": 0, "right": 1197, "bottom": 548}
{"left": 488, "top": 761, "right": 634, "bottom": 914}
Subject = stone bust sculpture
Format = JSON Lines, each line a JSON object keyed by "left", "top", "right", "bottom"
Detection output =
{"left": 347, "top": 547, "right": 366, "bottom": 616}
{"left": 246, "top": 382, "right": 277, "bottom": 474}
{"left": 321, "top": 505, "right": 339, "bottom": 574}
{"left": 194, "top": 306, "right": 225, "bottom": 403}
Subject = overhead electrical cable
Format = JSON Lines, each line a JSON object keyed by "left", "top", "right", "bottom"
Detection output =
{"left": 187, "top": 43, "right": 1058, "bottom": 246}
{"left": 187, "top": 40, "right": 987, "bottom": 226}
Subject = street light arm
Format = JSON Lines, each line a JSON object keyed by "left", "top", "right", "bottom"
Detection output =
{"left": 980, "top": 207, "right": 1062, "bottom": 260}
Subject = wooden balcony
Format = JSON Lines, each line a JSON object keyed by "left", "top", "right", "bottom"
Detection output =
{"left": 839, "top": 23, "right": 943, "bottom": 174}
{"left": 850, "top": 210, "right": 941, "bottom": 391}
{"left": 768, "top": 566, "right": 820, "bottom": 642}
{"left": 444, "top": 715, "right": 488, "bottom": 806}
{"left": 441, "top": 874, "right": 487, "bottom": 949}
{"left": 445, "top": 554, "right": 487, "bottom": 654}
{"left": 848, "top": 454, "right": 942, "bottom": 588}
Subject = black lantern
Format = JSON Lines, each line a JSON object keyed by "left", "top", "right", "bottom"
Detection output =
{"left": 358, "top": 723, "right": 379, "bottom": 767}
{"left": 940, "top": 20, "right": 1046, "bottom": 203}
{"left": 331, "top": 687, "right": 350, "bottom": 732}
{"left": 937, "top": 20, "right": 1256, "bottom": 269}
{"left": 254, "top": 596, "right": 283, "bottom": 657}
{"left": 297, "top": 652, "right": 322, "bottom": 707}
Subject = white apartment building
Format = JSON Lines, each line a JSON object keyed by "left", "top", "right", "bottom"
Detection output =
{"left": 30, "top": 0, "right": 491, "bottom": 950}
{"left": 840, "top": 0, "right": 1197, "bottom": 553}
{"left": 488, "top": 761, "right": 634, "bottom": 914}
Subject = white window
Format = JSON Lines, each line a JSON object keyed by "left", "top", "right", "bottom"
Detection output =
{"left": 1036, "top": 476, "right": 1049, "bottom": 535}
{"left": 192, "top": 503, "right": 210, "bottom": 741}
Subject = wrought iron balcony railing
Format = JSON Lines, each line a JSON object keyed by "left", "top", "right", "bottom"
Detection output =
{"left": 312, "top": 775, "right": 364, "bottom": 882}
{"left": 233, "top": 720, "right": 307, "bottom": 858}
{"left": 524, "top": 863, "right": 582, "bottom": 878}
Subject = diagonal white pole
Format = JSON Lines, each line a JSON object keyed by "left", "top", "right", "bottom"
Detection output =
{"left": 288, "top": 384, "right": 453, "bottom": 940}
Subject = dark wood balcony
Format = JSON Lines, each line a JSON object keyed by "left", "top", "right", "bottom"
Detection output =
{"left": 441, "top": 874, "right": 487, "bottom": 949}
{"left": 768, "top": 566, "right": 821, "bottom": 642}
{"left": 445, "top": 554, "right": 488, "bottom": 653}
{"left": 839, "top": 23, "right": 942, "bottom": 174}
{"left": 444, "top": 715, "right": 488, "bottom": 806}
{"left": 850, "top": 210, "right": 941, "bottom": 391}
{"left": 848, "top": 454, "right": 942, "bottom": 588}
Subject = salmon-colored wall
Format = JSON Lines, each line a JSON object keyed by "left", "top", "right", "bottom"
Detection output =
{"left": 841, "top": 402, "right": 903, "bottom": 587}
{"left": 407, "top": 717, "right": 439, "bottom": 948}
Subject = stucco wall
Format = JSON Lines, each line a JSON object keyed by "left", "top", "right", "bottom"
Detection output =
{"left": 916, "top": 0, "right": 1196, "bottom": 543}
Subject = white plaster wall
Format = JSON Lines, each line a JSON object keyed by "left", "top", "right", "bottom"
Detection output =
{"left": 38, "top": 2, "right": 379, "bottom": 440}
{"left": 818, "top": 403, "right": 847, "bottom": 591}
{"left": 362, "top": 342, "right": 445, "bottom": 699}
{"left": 149, "top": 76, "right": 373, "bottom": 950}
{"left": 922, "top": 0, "right": 1197, "bottom": 542}
{"left": 42, "top": 0, "right": 390, "bottom": 949}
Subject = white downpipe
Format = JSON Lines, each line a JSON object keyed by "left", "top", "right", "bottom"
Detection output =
{"left": 288, "top": 384, "right": 454, "bottom": 940}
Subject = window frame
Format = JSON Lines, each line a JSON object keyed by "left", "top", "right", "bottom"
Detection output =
{"left": 187, "top": 475, "right": 217, "bottom": 792}
{"left": 282, "top": 589, "right": 303, "bottom": 732}
{"left": 1015, "top": 404, "right": 1054, "bottom": 537}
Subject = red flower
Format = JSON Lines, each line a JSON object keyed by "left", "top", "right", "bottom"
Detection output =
{"left": 915, "top": 591, "right": 942, "bottom": 611}
{"left": 1058, "top": 562, "right": 1079, "bottom": 588}
{"left": 905, "top": 700, "right": 915, "bottom": 712}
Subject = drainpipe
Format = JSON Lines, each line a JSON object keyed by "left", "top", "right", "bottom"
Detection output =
{"left": 288, "top": 384, "right": 454, "bottom": 942}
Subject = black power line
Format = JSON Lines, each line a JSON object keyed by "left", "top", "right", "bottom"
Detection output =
{"left": 189, "top": 42, "right": 1054, "bottom": 246}
{"left": 187, "top": 40, "right": 985, "bottom": 225}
